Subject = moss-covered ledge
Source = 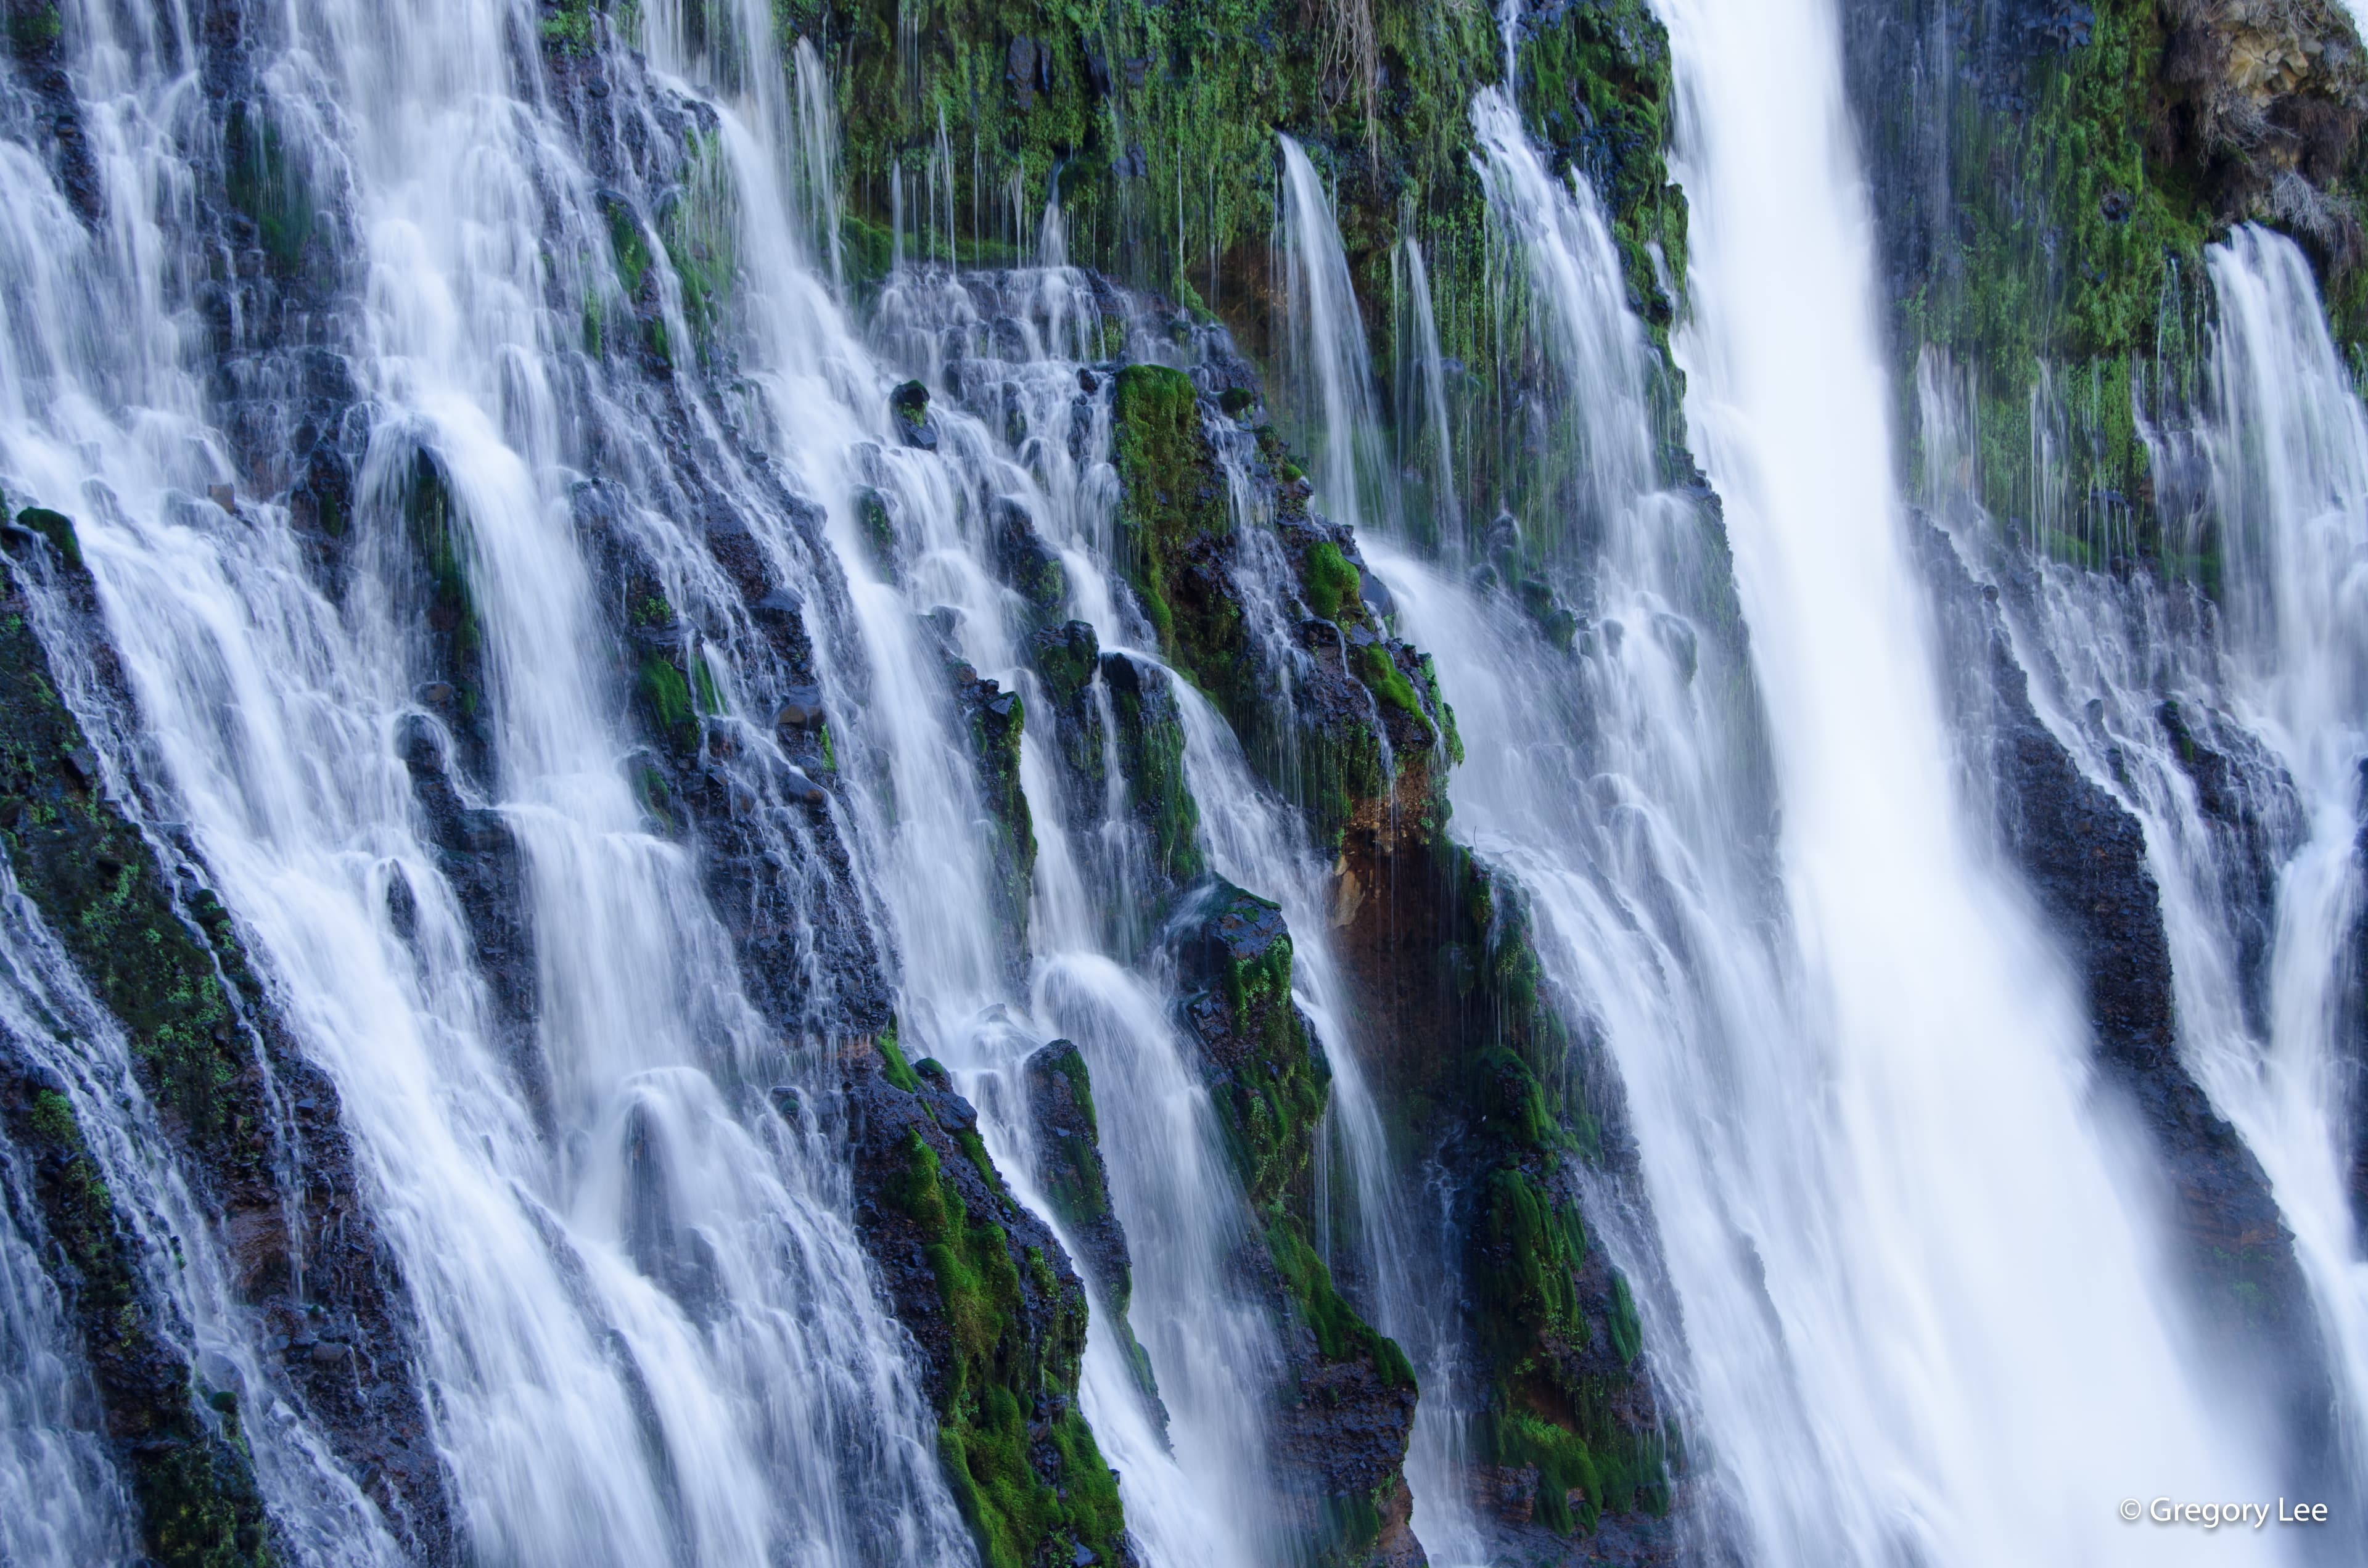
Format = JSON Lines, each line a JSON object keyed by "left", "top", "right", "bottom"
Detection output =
{"left": 1108, "top": 366, "right": 1453, "bottom": 855}
{"left": 845, "top": 1027, "right": 1134, "bottom": 1568}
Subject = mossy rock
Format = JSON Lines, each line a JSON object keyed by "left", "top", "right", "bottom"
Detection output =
{"left": 1110, "top": 365, "right": 1252, "bottom": 720}
{"left": 845, "top": 1036, "right": 1132, "bottom": 1568}
{"left": 1100, "top": 651, "right": 1204, "bottom": 895}
{"left": 0, "top": 544, "right": 280, "bottom": 1566}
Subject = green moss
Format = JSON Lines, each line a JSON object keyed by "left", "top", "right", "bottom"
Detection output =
{"left": 660, "top": 131, "right": 739, "bottom": 356}
{"left": 1354, "top": 642, "right": 1424, "bottom": 721}
{"left": 1301, "top": 538, "right": 1358, "bottom": 623}
{"left": 1032, "top": 622, "right": 1100, "bottom": 706}
{"left": 1111, "top": 364, "right": 1228, "bottom": 670}
{"left": 4, "top": 1, "right": 62, "bottom": 55}
{"left": 966, "top": 686, "right": 1036, "bottom": 966}
{"left": 601, "top": 191, "right": 652, "bottom": 302}
{"left": 691, "top": 653, "right": 725, "bottom": 717}
{"left": 400, "top": 451, "right": 489, "bottom": 736}
{"left": 1515, "top": 0, "right": 1684, "bottom": 341}
{"left": 1198, "top": 893, "right": 1330, "bottom": 1210}
{"left": 1890, "top": 1, "right": 2216, "bottom": 560}
{"left": 636, "top": 655, "right": 697, "bottom": 749}
{"left": 853, "top": 487, "right": 898, "bottom": 581}
{"left": 1267, "top": 1215, "right": 1413, "bottom": 1385}
{"left": 886, "top": 1120, "right": 1126, "bottom": 1568}
{"left": 0, "top": 581, "right": 257, "bottom": 1167}
{"left": 878, "top": 1019, "right": 923, "bottom": 1092}
{"left": 540, "top": 0, "right": 601, "bottom": 57}
{"left": 17, "top": 507, "right": 78, "bottom": 570}
{"left": 1102, "top": 656, "right": 1204, "bottom": 886}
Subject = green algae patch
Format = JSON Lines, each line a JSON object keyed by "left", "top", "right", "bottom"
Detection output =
{"left": 1111, "top": 364, "right": 1250, "bottom": 710}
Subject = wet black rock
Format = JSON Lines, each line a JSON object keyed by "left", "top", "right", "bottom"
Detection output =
{"left": 396, "top": 713, "right": 543, "bottom": 1126}
{"left": 1023, "top": 1040, "right": 1165, "bottom": 1425}
{"left": 992, "top": 495, "right": 1068, "bottom": 618}
{"left": 1912, "top": 514, "right": 2341, "bottom": 1506}
{"left": 1170, "top": 880, "right": 1422, "bottom": 1566}
{"left": 1026, "top": 620, "right": 1107, "bottom": 841}
{"left": 889, "top": 379, "right": 940, "bottom": 451}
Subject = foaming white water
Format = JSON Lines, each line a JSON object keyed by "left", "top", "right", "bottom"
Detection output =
{"left": 672, "top": 17, "right": 1308, "bottom": 1544}
{"left": 1648, "top": 0, "right": 2271, "bottom": 1558}
{"left": 2203, "top": 228, "right": 2368, "bottom": 1467}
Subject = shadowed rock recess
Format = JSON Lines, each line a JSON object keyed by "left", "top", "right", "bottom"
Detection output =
{"left": 4, "top": 0, "right": 2368, "bottom": 1565}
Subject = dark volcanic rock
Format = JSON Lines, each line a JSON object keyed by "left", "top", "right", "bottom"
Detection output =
{"left": 1027, "top": 620, "right": 1107, "bottom": 840}
{"left": 1022, "top": 1040, "right": 1165, "bottom": 1426}
{"left": 1021, "top": 1040, "right": 1132, "bottom": 1307}
{"left": 1170, "top": 880, "right": 1422, "bottom": 1566}
{"left": 395, "top": 713, "right": 544, "bottom": 1127}
{"left": 949, "top": 659, "right": 1036, "bottom": 979}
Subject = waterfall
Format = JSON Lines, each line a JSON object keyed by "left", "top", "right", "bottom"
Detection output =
{"left": 6, "top": 0, "right": 2361, "bottom": 1559}
{"left": 1391, "top": 234, "right": 1460, "bottom": 544}
{"left": 0, "top": 0, "right": 983, "bottom": 1561}
{"left": 1278, "top": 138, "right": 1393, "bottom": 537}
{"left": 1466, "top": 87, "right": 1657, "bottom": 537}
{"left": 0, "top": 863, "right": 274, "bottom": 1567}
{"left": 1927, "top": 223, "right": 2368, "bottom": 1498}
{"left": 1642, "top": 0, "right": 2274, "bottom": 1558}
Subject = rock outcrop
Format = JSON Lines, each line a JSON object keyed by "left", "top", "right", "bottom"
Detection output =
{"left": 1022, "top": 1040, "right": 1165, "bottom": 1421}
{"left": 1172, "top": 880, "right": 1423, "bottom": 1567}
{"left": 844, "top": 1031, "right": 1135, "bottom": 1568}
{"left": 1912, "top": 514, "right": 2341, "bottom": 1506}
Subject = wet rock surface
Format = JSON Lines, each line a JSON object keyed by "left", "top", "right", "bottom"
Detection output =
{"left": 1171, "top": 880, "right": 1423, "bottom": 1565}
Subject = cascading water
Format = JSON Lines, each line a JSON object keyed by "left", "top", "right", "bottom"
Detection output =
{"left": 1278, "top": 138, "right": 1394, "bottom": 538}
{"left": 0, "top": 1, "right": 987, "bottom": 1562}
{"left": 0, "top": 858, "right": 329, "bottom": 1568}
{"left": 1368, "top": 1, "right": 2291, "bottom": 1561}
{"left": 1924, "top": 223, "right": 2368, "bottom": 1493}
{"left": 7, "top": 0, "right": 2363, "bottom": 1559}
{"left": 1640, "top": 0, "right": 2272, "bottom": 1556}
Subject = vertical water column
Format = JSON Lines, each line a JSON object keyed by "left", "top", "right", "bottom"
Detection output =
{"left": 1975, "top": 223, "right": 2368, "bottom": 1496}
{"left": 1278, "top": 139, "right": 1396, "bottom": 538}
{"left": 1648, "top": 0, "right": 2272, "bottom": 1560}
{"left": 2195, "top": 226, "right": 2368, "bottom": 1466}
